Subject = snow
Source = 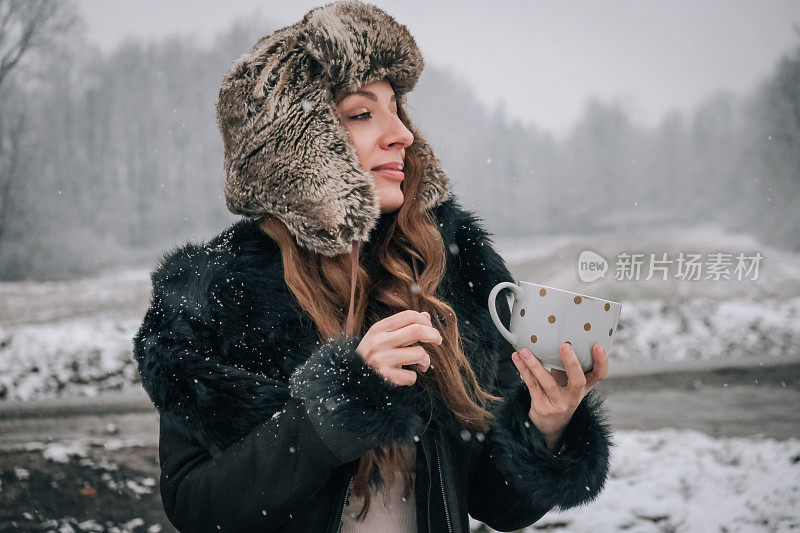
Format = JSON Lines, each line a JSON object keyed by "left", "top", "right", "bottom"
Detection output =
{"left": 469, "top": 428, "right": 800, "bottom": 532}
{"left": 611, "top": 296, "right": 800, "bottom": 363}
{"left": 0, "top": 316, "right": 141, "bottom": 401}
{"left": 42, "top": 441, "right": 88, "bottom": 463}
{"left": 1, "top": 293, "right": 797, "bottom": 401}
{"left": 75, "top": 520, "right": 104, "bottom": 532}
{"left": 34, "top": 517, "right": 154, "bottom": 533}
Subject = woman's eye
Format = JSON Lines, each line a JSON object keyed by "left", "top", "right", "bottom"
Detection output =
{"left": 350, "top": 111, "right": 371, "bottom": 120}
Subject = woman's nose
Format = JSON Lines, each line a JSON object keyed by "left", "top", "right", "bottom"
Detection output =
{"left": 382, "top": 114, "right": 414, "bottom": 149}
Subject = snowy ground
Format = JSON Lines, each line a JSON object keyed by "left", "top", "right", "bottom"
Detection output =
{"left": 471, "top": 428, "right": 800, "bottom": 533}
{"left": 2, "top": 428, "right": 798, "bottom": 532}
{"left": 0, "top": 438, "right": 168, "bottom": 532}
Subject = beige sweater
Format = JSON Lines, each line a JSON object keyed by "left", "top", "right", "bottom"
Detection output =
{"left": 341, "top": 443, "right": 418, "bottom": 532}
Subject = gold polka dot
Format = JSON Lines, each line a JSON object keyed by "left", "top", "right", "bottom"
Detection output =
{"left": 548, "top": 314, "right": 556, "bottom": 324}
{"left": 539, "top": 288, "right": 547, "bottom": 297}
{"left": 584, "top": 322, "right": 591, "bottom": 331}
{"left": 574, "top": 296, "right": 582, "bottom": 304}
{"left": 520, "top": 308, "right": 525, "bottom": 317}
{"left": 530, "top": 334, "right": 537, "bottom": 343}
{"left": 604, "top": 303, "right": 610, "bottom": 311}
{"left": 609, "top": 328, "right": 613, "bottom": 336}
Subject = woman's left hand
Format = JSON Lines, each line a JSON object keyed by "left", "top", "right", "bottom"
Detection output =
{"left": 511, "top": 342, "right": 609, "bottom": 450}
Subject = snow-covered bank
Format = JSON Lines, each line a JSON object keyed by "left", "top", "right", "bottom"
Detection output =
{"left": 0, "top": 296, "right": 798, "bottom": 402}
{"left": 612, "top": 296, "right": 800, "bottom": 363}
{"left": 0, "top": 317, "right": 141, "bottom": 401}
{"left": 471, "top": 428, "right": 800, "bottom": 533}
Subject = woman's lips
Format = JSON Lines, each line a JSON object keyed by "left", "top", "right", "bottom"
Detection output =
{"left": 372, "top": 169, "right": 404, "bottom": 180}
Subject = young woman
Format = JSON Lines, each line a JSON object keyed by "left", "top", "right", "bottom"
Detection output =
{"left": 133, "top": 2, "right": 614, "bottom": 532}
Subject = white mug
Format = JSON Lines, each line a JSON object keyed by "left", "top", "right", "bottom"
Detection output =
{"left": 488, "top": 281, "right": 622, "bottom": 372}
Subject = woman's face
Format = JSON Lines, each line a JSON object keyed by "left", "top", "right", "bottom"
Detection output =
{"left": 335, "top": 80, "right": 414, "bottom": 213}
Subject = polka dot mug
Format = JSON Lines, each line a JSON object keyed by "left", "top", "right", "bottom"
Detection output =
{"left": 488, "top": 281, "right": 622, "bottom": 372}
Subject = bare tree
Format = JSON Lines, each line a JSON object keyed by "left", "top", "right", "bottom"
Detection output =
{"left": 0, "top": 0, "right": 77, "bottom": 247}
{"left": 0, "top": 0, "right": 77, "bottom": 90}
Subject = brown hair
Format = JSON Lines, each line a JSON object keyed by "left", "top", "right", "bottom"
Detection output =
{"left": 259, "top": 95, "right": 501, "bottom": 520}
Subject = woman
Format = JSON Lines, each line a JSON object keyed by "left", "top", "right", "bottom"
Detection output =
{"left": 133, "top": 1, "right": 614, "bottom": 532}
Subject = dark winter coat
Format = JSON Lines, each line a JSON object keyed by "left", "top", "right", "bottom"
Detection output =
{"left": 132, "top": 196, "right": 614, "bottom": 533}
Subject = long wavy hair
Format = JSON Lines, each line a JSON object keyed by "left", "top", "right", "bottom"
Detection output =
{"left": 259, "top": 93, "right": 501, "bottom": 520}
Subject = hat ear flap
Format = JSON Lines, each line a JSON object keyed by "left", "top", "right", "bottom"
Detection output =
{"left": 226, "top": 81, "right": 381, "bottom": 257}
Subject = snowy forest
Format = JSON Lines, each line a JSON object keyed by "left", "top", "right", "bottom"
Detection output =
{"left": 0, "top": 1, "right": 799, "bottom": 281}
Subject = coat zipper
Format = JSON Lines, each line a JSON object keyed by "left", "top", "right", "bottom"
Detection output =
{"left": 433, "top": 434, "right": 453, "bottom": 533}
{"left": 336, "top": 471, "right": 356, "bottom": 533}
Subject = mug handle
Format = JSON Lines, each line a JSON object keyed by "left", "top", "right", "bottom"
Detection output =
{"left": 488, "top": 281, "right": 522, "bottom": 347}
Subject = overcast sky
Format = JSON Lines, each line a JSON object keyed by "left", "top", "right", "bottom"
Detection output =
{"left": 73, "top": 0, "right": 800, "bottom": 138}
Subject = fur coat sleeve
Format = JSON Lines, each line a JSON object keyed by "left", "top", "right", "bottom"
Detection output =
{"left": 449, "top": 206, "right": 614, "bottom": 531}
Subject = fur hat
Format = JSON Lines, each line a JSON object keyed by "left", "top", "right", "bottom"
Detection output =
{"left": 216, "top": 0, "right": 451, "bottom": 257}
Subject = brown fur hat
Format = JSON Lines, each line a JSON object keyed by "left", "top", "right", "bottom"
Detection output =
{"left": 216, "top": 0, "right": 451, "bottom": 257}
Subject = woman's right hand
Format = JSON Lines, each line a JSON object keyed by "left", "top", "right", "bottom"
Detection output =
{"left": 356, "top": 310, "right": 443, "bottom": 386}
